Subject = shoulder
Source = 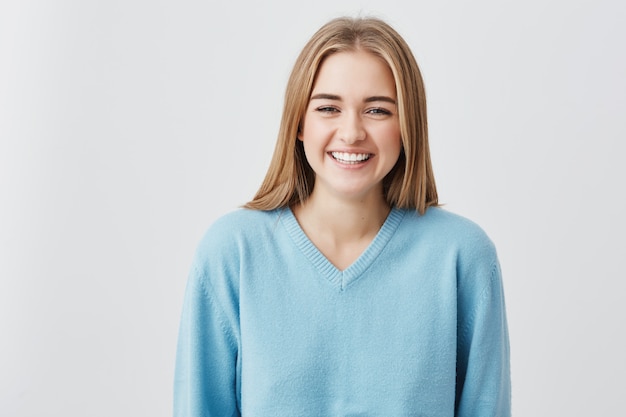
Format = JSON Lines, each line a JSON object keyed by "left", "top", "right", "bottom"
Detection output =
{"left": 191, "top": 208, "right": 280, "bottom": 272}
{"left": 400, "top": 206, "right": 496, "bottom": 259}
{"left": 207, "top": 207, "right": 279, "bottom": 232}
{"left": 185, "top": 209, "right": 282, "bottom": 301}
{"left": 198, "top": 208, "right": 280, "bottom": 247}
{"left": 396, "top": 207, "right": 500, "bottom": 295}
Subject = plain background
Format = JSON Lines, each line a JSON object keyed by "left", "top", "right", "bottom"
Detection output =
{"left": 1, "top": 0, "right": 625, "bottom": 415}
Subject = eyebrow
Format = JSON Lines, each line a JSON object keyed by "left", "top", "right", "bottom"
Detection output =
{"left": 310, "top": 93, "right": 396, "bottom": 105}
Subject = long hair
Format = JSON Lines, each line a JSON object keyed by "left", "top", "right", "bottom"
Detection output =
{"left": 245, "top": 17, "right": 438, "bottom": 214}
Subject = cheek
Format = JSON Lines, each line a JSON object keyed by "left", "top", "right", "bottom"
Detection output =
{"left": 380, "top": 126, "right": 403, "bottom": 155}
{"left": 384, "top": 135, "right": 403, "bottom": 170}
{"left": 390, "top": 141, "right": 403, "bottom": 166}
{"left": 299, "top": 121, "right": 326, "bottom": 147}
{"left": 300, "top": 134, "right": 323, "bottom": 165}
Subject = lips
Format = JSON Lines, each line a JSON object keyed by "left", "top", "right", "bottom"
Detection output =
{"left": 330, "top": 151, "right": 372, "bottom": 164}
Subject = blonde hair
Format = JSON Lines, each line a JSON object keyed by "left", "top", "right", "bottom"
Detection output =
{"left": 245, "top": 17, "right": 438, "bottom": 214}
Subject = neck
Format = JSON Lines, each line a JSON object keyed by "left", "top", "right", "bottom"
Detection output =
{"left": 293, "top": 188, "right": 391, "bottom": 244}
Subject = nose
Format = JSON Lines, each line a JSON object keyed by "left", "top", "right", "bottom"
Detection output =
{"left": 338, "top": 112, "right": 366, "bottom": 144}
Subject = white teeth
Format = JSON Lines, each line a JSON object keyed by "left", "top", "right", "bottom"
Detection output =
{"left": 331, "top": 152, "right": 371, "bottom": 163}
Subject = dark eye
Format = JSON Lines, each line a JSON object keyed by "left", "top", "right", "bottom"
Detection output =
{"left": 367, "top": 107, "right": 392, "bottom": 115}
{"left": 316, "top": 106, "right": 339, "bottom": 113}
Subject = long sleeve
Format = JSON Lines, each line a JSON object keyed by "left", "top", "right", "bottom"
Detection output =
{"left": 173, "top": 207, "right": 511, "bottom": 416}
{"left": 455, "top": 260, "right": 511, "bottom": 417}
{"left": 173, "top": 264, "right": 240, "bottom": 417}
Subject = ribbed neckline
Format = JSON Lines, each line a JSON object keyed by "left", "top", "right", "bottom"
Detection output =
{"left": 279, "top": 207, "right": 405, "bottom": 291}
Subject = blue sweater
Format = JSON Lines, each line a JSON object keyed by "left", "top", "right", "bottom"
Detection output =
{"left": 174, "top": 207, "right": 511, "bottom": 416}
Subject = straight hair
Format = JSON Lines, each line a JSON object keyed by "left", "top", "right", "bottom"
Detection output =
{"left": 245, "top": 17, "right": 438, "bottom": 214}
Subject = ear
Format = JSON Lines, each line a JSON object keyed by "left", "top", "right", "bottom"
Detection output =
{"left": 297, "top": 125, "right": 304, "bottom": 141}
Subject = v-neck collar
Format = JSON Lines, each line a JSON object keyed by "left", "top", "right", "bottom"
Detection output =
{"left": 279, "top": 206, "right": 405, "bottom": 291}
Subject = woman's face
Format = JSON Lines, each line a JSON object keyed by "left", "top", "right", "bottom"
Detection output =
{"left": 298, "top": 50, "right": 402, "bottom": 203}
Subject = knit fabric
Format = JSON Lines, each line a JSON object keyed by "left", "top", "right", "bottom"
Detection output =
{"left": 174, "top": 207, "right": 511, "bottom": 416}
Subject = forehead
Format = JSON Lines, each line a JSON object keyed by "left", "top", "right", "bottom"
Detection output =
{"left": 312, "top": 51, "right": 396, "bottom": 96}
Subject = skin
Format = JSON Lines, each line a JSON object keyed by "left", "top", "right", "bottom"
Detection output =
{"left": 294, "top": 50, "right": 402, "bottom": 270}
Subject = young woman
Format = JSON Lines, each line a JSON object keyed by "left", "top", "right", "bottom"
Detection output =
{"left": 174, "top": 17, "right": 511, "bottom": 417}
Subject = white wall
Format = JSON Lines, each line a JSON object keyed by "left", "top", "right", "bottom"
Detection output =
{"left": 1, "top": 0, "right": 624, "bottom": 415}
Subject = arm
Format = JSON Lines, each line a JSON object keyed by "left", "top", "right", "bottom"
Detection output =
{"left": 173, "top": 265, "right": 240, "bottom": 417}
{"left": 456, "top": 261, "right": 511, "bottom": 417}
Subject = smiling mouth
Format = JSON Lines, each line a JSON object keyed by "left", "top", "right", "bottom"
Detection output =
{"left": 330, "top": 152, "right": 372, "bottom": 164}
